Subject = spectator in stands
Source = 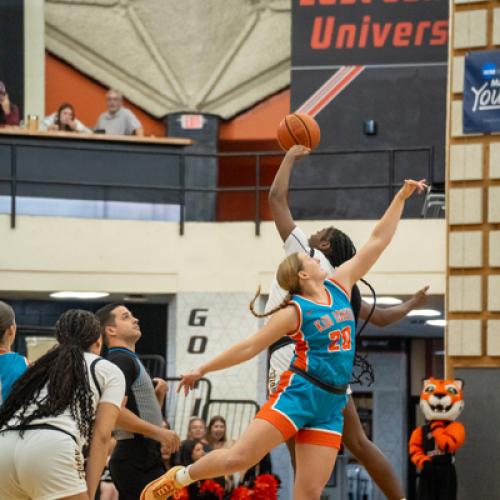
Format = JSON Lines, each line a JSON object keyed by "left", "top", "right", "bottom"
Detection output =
{"left": 187, "top": 416, "right": 209, "bottom": 443}
{"left": 0, "top": 81, "right": 20, "bottom": 127}
{"left": 96, "top": 303, "right": 179, "bottom": 500}
{"left": 95, "top": 89, "right": 144, "bottom": 136}
{"left": 180, "top": 439, "right": 206, "bottom": 466}
{"left": 206, "top": 415, "right": 233, "bottom": 450}
{"left": 42, "top": 102, "right": 92, "bottom": 133}
{"left": 175, "top": 417, "right": 211, "bottom": 466}
{"left": 181, "top": 439, "right": 227, "bottom": 498}
{"left": 0, "top": 301, "right": 28, "bottom": 405}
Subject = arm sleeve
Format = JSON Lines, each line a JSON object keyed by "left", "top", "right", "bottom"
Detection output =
{"left": 95, "top": 360, "right": 126, "bottom": 409}
{"left": 107, "top": 353, "right": 138, "bottom": 397}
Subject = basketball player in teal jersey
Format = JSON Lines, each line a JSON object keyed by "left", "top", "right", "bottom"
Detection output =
{"left": 141, "top": 178, "right": 426, "bottom": 500}
{"left": 267, "top": 145, "right": 427, "bottom": 500}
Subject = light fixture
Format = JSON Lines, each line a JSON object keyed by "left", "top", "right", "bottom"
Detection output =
{"left": 50, "top": 291, "right": 110, "bottom": 300}
{"left": 407, "top": 309, "right": 441, "bottom": 317}
{"left": 362, "top": 296, "right": 402, "bottom": 305}
{"left": 425, "top": 319, "right": 446, "bottom": 327}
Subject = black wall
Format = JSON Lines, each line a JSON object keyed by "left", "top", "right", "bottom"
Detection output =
{"left": 5, "top": 298, "right": 168, "bottom": 360}
{"left": 0, "top": 0, "right": 24, "bottom": 118}
{"left": 291, "top": 0, "right": 448, "bottom": 219}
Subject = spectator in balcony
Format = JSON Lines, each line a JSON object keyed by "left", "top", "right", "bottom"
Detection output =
{"left": 42, "top": 103, "right": 92, "bottom": 133}
{"left": 95, "top": 89, "right": 144, "bottom": 136}
{"left": 0, "top": 301, "right": 28, "bottom": 405}
{"left": 0, "top": 81, "right": 20, "bottom": 127}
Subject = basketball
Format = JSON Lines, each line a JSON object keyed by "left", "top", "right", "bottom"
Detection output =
{"left": 276, "top": 113, "right": 321, "bottom": 151}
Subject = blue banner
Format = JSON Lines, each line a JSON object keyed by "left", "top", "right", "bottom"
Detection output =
{"left": 463, "top": 50, "right": 500, "bottom": 134}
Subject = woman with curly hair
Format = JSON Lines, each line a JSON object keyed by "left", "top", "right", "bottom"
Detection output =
{"left": 0, "top": 309, "right": 125, "bottom": 500}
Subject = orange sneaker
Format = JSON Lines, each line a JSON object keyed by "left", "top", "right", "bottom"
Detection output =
{"left": 140, "top": 466, "right": 185, "bottom": 500}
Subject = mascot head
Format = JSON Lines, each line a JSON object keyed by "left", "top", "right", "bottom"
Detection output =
{"left": 419, "top": 378, "right": 464, "bottom": 421}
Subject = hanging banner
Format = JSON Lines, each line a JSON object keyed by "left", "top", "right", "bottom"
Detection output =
{"left": 463, "top": 50, "right": 500, "bottom": 134}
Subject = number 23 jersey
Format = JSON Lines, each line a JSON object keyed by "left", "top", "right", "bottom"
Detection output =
{"left": 288, "top": 278, "right": 355, "bottom": 387}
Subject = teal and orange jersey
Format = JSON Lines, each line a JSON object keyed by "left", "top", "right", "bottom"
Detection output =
{"left": 288, "top": 278, "right": 355, "bottom": 387}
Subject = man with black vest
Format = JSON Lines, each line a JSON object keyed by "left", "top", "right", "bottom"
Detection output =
{"left": 96, "top": 304, "right": 179, "bottom": 500}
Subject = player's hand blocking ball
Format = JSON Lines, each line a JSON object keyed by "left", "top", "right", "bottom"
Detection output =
{"left": 276, "top": 112, "right": 320, "bottom": 151}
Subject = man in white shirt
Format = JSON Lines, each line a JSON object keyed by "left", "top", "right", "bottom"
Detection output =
{"left": 95, "top": 89, "right": 144, "bottom": 136}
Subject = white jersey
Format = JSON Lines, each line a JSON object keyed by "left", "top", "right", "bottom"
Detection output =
{"left": 6, "top": 352, "right": 125, "bottom": 446}
{"left": 267, "top": 227, "right": 334, "bottom": 392}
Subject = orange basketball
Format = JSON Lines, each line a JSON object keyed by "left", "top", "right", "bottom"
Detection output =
{"left": 276, "top": 113, "right": 321, "bottom": 151}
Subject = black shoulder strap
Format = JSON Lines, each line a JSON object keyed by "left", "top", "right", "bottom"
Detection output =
{"left": 90, "top": 357, "right": 103, "bottom": 397}
{"left": 107, "top": 348, "right": 141, "bottom": 382}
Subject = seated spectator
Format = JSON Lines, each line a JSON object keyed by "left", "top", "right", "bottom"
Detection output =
{"left": 205, "top": 415, "right": 233, "bottom": 450}
{"left": 180, "top": 439, "right": 206, "bottom": 467}
{"left": 95, "top": 89, "right": 144, "bottom": 136}
{"left": 172, "top": 417, "right": 212, "bottom": 466}
{"left": 42, "top": 103, "right": 91, "bottom": 133}
{"left": 181, "top": 440, "right": 226, "bottom": 498}
{"left": 0, "top": 81, "right": 20, "bottom": 127}
{"left": 0, "top": 301, "right": 28, "bottom": 405}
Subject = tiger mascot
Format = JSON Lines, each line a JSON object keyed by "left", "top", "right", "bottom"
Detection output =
{"left": 409, "top": 378, "right": 466, "bottom": 500}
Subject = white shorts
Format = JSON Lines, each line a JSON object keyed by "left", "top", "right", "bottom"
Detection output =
{"left": 0, "top": 428, "right": 87, "bottom": 500}
{"left": 268, "top": 344, "right": 352, "bottom": 395}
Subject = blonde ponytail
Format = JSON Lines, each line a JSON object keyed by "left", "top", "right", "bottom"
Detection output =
{"left": 249, "top": 286, "right": 292, "bottom": 318}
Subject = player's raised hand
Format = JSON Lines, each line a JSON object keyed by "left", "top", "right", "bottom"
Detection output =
{"left": 285, "top": 144, "right": 311, "bottom": 161}
{"left": 397, "top": 179, "right": 427, "bottom": 201}
{"left": 412, "top": 285, "right": 430, "bottom": 308}
{"left": 177, "top": 368, "right": 203, "bottom": 396}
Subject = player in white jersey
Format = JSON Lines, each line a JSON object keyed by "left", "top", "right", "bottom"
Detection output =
{"left": 0, "top": 309, "right": 125, "bottom": 500}
{"left": 266, "top": 145, "right": 429, "bottom": 500}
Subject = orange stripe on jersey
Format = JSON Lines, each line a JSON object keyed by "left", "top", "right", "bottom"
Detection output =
{"left": 275, "top": 369, "right": 294, "bottom": 393}
{"left": 292, "top": 331, "right": 308, "bottom": 371}
{"left": 328, "top": 279, "right": 351, "bottom": 300}
{"left": 297, "top": 429, "right": 342, "bottom": 449}
{"left": 286, "top": 301, "right": 303, "bottom": 336}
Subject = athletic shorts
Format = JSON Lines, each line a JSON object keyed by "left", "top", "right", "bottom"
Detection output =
{"left": 268, "top": 345, "right": 352, "bottom": 395}
{"left": 0, "top": 429, "right": 87, "bottom": 500}
{"left": 257, "top": 370, "right": 349, "bottom": 449}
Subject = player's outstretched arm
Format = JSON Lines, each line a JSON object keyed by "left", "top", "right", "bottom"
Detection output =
{"left": 268, "top": 145, "right": 310, "bottom": 242}
{"left": 334, "top": 179, "right": 427, "bottom": 293}
{"left": 177, "top": 306, "right": 298, "bottom": 395}
{"left": 361, "top": 286, "right": 429, "bottom": 327}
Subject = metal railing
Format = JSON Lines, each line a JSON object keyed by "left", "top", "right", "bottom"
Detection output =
{"left": 164, "top": 377, "right": 260, "bottom": 441}
{"left": 0, "top": 141, "right": 434, "bottom": 235}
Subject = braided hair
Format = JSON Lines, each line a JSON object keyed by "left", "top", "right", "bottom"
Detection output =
{"left": 0, "top": 309, "right": 101, "bottom": 444}
{"left": 250, "top": 253, "right": 303, "bottom": 318}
